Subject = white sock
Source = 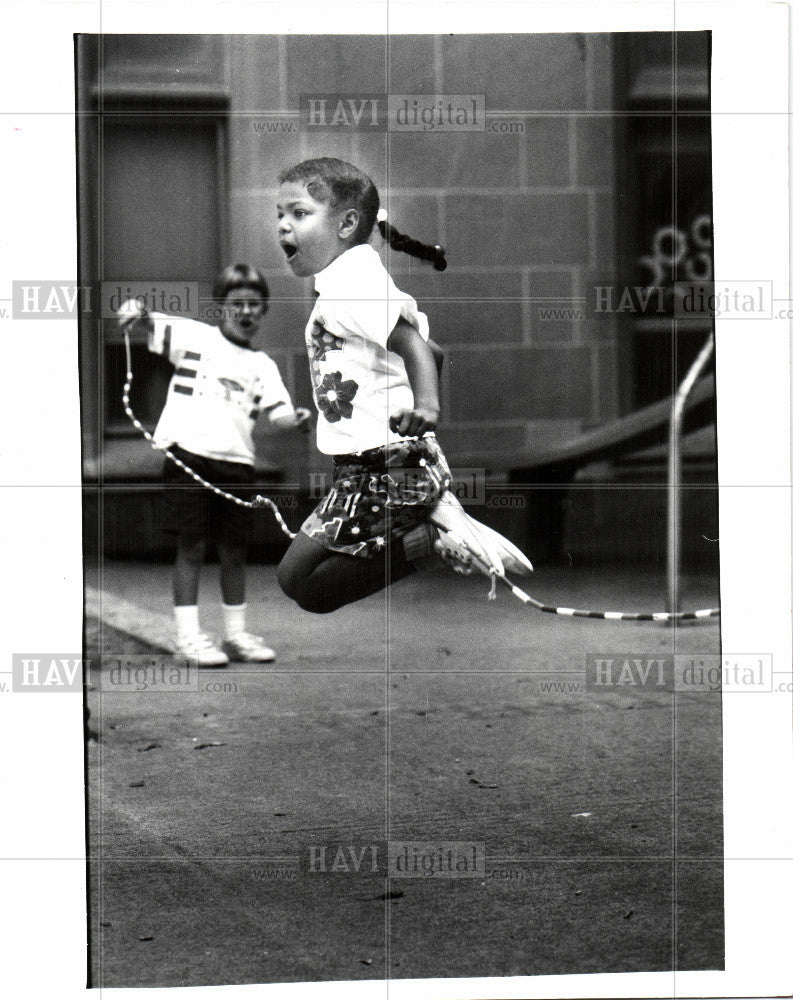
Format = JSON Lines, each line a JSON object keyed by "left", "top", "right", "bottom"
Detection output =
{"left": 174, "top": 605, "right": 200, "bottom": 641}
{"left": 222, "top": 602, "right": 247, "bottom": 639}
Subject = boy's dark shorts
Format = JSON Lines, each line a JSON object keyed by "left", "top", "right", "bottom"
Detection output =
{"left": 161, "top": 445, "right": 259, "bottom": 548}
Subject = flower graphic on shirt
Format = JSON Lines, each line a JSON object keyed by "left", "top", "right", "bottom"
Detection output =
{"left": 315, "top": 371, "right": 358, "bottom": 423}
{"left": 310, "top": 322, "right": 344, "bottom": 361}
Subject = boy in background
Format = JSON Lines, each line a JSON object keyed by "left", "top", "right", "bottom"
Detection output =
{"left": 118, "top": 264, "right": 311, "bottom": 666}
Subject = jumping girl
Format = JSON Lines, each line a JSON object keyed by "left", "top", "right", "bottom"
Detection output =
{"left": 274, "top": 157, "right": 531, "bottom": 614}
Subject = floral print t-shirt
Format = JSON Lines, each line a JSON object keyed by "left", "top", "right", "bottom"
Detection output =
{"left": 306, "top": 243, "right": 430, "bottom": 455}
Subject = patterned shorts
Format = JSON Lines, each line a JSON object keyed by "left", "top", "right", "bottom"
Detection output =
{"left": 301, "top": 435, "right": 453, "bottom": 558}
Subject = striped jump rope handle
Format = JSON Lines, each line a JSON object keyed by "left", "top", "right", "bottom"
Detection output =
{"left": 121, "top": 324, "right": 297, "bottom": 540}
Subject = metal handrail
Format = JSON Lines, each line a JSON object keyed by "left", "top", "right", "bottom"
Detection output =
{"left": 666, "top": 333, "right": 716, "bottom": 613}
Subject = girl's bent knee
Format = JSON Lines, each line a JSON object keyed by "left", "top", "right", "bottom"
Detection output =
{"left": 296, "top": 592, "right": 339, "bottom": 614}
{"left": 276, "top": 566, "right": 341, "bottom": 614}
{"left": 276, "top": 561, "right": 299, "bottom": 600}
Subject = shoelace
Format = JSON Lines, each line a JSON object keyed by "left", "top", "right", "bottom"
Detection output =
{"left": 180, "top": 633, "right": 223, "bottom": 653}
{"left": 228, "top": 632, "right": 268, "bottom": 651}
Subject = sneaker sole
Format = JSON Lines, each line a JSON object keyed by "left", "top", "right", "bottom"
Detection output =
{"left": 430, "top": 507, "right": 504, "bottom": 576}
{"left": 435, "top": 530, "right": 494, "bottom": 580}
{"left": 221, "top": 644, "right": 276, "bottom": 664}
{"left": 462, "top": 519, "right": 533, "bottom": 574}
{"left": 175, "top": 656, "right": 229, "bottom": 669}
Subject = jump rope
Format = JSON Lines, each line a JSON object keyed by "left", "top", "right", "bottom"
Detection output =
{"left": 121, "top": 305, "right": 720, "bottom": 625}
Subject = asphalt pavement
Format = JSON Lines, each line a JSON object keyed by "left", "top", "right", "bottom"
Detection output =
{"left": 85, "top": 559, "right": 723, "bottom": 987}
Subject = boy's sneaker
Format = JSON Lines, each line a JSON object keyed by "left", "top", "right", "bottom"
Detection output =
{"left": 222, "top": 632, "right": 276, "bottom": 663}
{"left": 175, "top": 633, "right": 229, "bottom": 668}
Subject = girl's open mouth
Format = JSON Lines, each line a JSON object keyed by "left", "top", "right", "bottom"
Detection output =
{"left": 281, "top": 242, "right": 298, "bottom": 260}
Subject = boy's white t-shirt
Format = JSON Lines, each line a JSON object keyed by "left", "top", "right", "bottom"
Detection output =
{"left": 148, "top": 314, "right": 294, "bottom": 465}
{"left": 308, "top": 243, "right": 430, "bottom": 455}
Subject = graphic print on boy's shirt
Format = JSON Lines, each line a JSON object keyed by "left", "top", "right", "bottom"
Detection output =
{"left": 148, "top": 313, "right": 293, "bottom": 463}
{"left": 169, "top": 345, "right": 269, "bottom": 419}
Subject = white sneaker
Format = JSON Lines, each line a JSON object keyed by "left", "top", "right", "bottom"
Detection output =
{"left": 175, "top": 633, "right": 229, "bottom": 668}
{"left": 222, "top": 632, "right": 276, "bottom": 663}
{"left": 460, "top": 517, "right": 533, "bottom": 575}
{"left": 429, "top": 491, "right": 533, "bottom": 577}
{"left": 430, "top": 524, "right": 477, "bottom": 575}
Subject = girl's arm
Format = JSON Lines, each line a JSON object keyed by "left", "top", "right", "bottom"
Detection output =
{"left": 387, "top": 317, "right": 440, "bottom": 437}
{"left": 427, "top": 337, "right": 444, "bottom": 376}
